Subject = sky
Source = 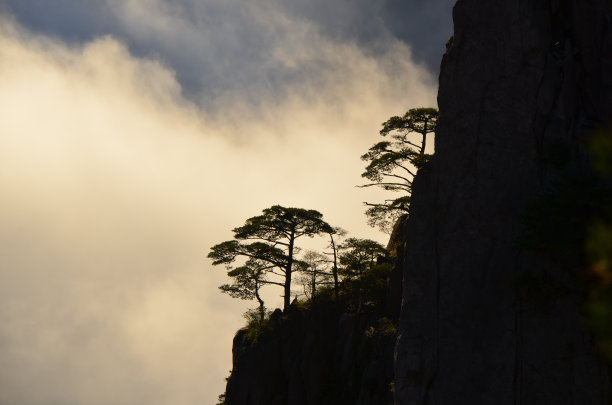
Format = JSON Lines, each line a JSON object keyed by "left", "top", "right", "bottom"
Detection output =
{"left": 0, "top": 1, "right": 453, "bottom": 404}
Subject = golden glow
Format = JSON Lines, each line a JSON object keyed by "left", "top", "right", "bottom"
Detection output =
{"left": 0, "top": 13, "right": 436, "bottom": 405}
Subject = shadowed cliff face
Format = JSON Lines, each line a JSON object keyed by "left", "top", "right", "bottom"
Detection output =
{"left": 395, "top": 0, "right": 612, "bottom": 404}
{"left": 226, "top": 306, "right": 396, "bottom": 405}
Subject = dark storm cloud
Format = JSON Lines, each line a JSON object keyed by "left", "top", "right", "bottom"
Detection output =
{"left": 281, "top": 0, "right": 387, "bottom": 44}
{"left": 383, "top": 0, "right": 456, "bottom": 68}
{"left": 2, "top": 0, "right": 454, "bottom": 101}
{"left": 281, "top": 0, "right": 455, "bottom": 69}
{"left": 1, "top": 0, "right": 115, "bottom": 41}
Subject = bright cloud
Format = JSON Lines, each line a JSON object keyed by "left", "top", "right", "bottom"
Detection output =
{"left": 0, "top": 5, "right": 438, "bottom": 404}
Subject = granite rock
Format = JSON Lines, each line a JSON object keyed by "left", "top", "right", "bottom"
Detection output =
{"left": 394, "top": 1, "right": 612, "bottom": 403}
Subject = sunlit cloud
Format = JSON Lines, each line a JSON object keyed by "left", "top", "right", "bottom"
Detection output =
{"left": 0, "top": 4, "right": 438, "bottom": 403}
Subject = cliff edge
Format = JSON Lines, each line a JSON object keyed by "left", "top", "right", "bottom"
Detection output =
{"left": 394, "top": 0, "right": 612, "bottom": 404}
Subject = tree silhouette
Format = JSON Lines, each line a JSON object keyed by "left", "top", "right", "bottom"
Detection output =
{"left": 360, "top": 107, "right": 438, "bottom": 232}
{"left": 323, "top": 226, "right": 346, "bottom": 299}
{"left": 208, "top": 205, "right": 334, "bottom": 311}
{"left": 219, "top": 258, "right": 277, "bottom": 320}
{"left": 339, "top": 237, "right": 388, "bottom": 311}
{"left": 339, "top": 238, "right": 388, "bottom": 278}
{"left": 297, "top": 250, "right": 332, "bottom": 300}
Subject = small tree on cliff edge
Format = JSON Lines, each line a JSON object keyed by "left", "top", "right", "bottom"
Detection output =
{"left": 208, "top": 205, "right": 334, "bottom": 311}
{"left": 218, "top": 258, "right": 273, "bottom": 321}
{"left": 360, "top": 107, "right": 438, "bottom": 232}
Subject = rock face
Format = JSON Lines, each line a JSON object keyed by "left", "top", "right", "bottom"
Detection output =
{"left": 394, "top": 1, "right": 612, "bottom": 404}
{"left": 225, "top": 306, "right": 396, "bottom": 405}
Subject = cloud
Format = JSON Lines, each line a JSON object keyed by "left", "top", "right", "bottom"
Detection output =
{"left": 0, "top": 5, "right": 439, "bottom": 405}
{"left": 3, "top": 0, "right": 453, "bottom": 98}
{"left": 0, "top": 20, "right": 242, "bottom": 405}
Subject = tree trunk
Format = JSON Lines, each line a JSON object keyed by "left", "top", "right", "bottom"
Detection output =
{"left": 311, "top": 269, "right": 316, "bottom": 300}
{"left": 330, "top": 233, "right": 339, "bottom": 299}
{"left": 420, "top": 121, "right": 427, "bottom": 155}
{"left": 255, "top": 284, "right": 265, "bottom": 321}
{"left": 284, "top": 231, "right": 295, "bottom": 311}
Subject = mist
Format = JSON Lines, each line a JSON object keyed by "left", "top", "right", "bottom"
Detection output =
{"left": 0, "top": 2, "right": 443, "bottom": 404}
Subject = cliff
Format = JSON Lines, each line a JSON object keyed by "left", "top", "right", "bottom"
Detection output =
{"left": 394, "top": 0, "right": 612, "bottom": 404}
{"left": 223, "top": 1, "right": 612, "bottom": 403}
{"left": 225, "top": 305, "right": 396, "bottom": 405}
{"left": 223, "top": 219, "right": 407, "bottom": 404}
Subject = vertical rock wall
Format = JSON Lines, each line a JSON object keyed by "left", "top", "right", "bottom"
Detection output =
{"left": 394, "top": 0, "right": 612, "bottom": 404}
{"left": 225, "top": 306, "right": 397, "bottom": 405}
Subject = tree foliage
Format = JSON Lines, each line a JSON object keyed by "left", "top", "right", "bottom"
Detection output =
{"left": 360, "top": 107, "right": 438, "bottom": 232}
{"left": 584, "top": 129, "right": 612, "bottom": 360}
{"left": 297, "top": 250, "right": 332, "bottom": 300}
{"left": 339, "top": 238, "right": 388, "bottom": 278}
{"left": 338, "top": 237, "right": 388, "bottom": 312}
{"left": 219, "top": 259, "right": 273, "bottom": 320}
{"left": 208, "top": 205, "right": 333, "bottom": 311}
{"left": 518, "top": 128, "right": 612, "bottom": 361}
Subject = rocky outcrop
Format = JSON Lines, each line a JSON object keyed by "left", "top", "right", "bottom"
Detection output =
{"left": 394, "top": 1, "right": 612, "bottom": 404}
{"left": 223, "top": 217, "right": 408, "bottom": 405}
{"left": 225, "top": 305, "right": 396, "bottom": 405}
